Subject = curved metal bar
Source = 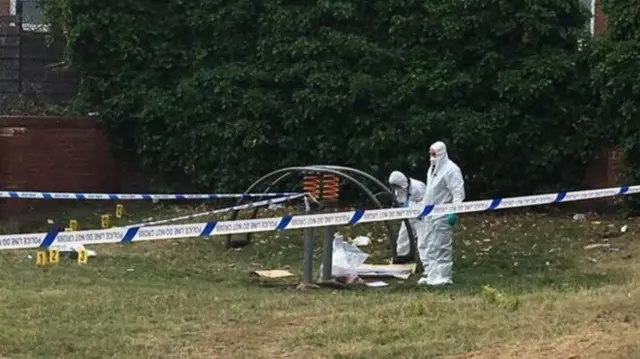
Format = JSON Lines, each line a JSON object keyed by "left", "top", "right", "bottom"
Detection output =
{"left": 225, "top": 166, "right": 398, "bottom": 259}
{"left": 374, "top": 191, "right": 396, "bottom": 204}
{"left": 229, "top": 165, "right": 389, "bottom": 231}
{"left": 233, "top": 171, "right": 293, "bottom": 206}
{"left": 310, "top": 165, "right": 395, "bottom": 200}
{"left": 224, "top": 172, "right": 294, "bottom": 248}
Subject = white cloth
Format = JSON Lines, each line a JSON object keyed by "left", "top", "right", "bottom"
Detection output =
{"left": 420, "top": 141, "right": 465, "bottom": 285}
{"left": 388, "top": 171, "right": 426, "bottom": 256}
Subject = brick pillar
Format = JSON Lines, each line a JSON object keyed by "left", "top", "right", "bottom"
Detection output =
{"left": 594, "top": 0, "right": 608, "bottom": 36}
{"left": 0, "top": 0, "right": 10, "bottom": 16}
{"left": 581, "top": 146, "right": 623, "bottom": 212}
{"left": 607, "top": 149, "right": 624, "bottom": 186}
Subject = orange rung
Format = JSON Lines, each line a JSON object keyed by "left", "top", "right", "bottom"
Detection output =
{"left": 321, "top": 174, "right": 340, "bottom": 200}
{"left": 302, "top": 174, "right": 321, "bottom": 197}
{"left": 322, "top": 193, "right": 338, "bottom": 201}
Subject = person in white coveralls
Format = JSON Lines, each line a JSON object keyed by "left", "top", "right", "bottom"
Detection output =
{"left": 418, "top": 141, "right": 465, "bottom": 286}
{"left": 387, "top": 170, "right": 426, "bottom": 264}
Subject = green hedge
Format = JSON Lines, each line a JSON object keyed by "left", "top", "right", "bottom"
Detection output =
{"left": 45, "top": 0, "right": 602, "bottom": 197}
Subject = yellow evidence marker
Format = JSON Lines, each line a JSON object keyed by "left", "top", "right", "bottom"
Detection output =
{"left": 48, "top": 248, "right": 60, "bottom": 264}
{"left": 101, "top": 214, "right": 110, "bottom": 229}
{"left": 77, "top": 248, "right": 88, "bottom": 264}
{"left": 115, "top": 204, "right": 124, "bottom": 219}
{"left": 36, "top": 250, "right": 49, "bottom": 266}
{"left": 69, "top": 219, "right": 78, "bottom": 231}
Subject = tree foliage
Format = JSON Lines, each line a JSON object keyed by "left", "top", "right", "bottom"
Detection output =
{"left": 44, "top": 0, "right": 597, "bottom": 197}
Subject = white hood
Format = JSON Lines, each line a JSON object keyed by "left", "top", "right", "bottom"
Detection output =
{"left": 388, "top": 170, "right": 408, "bottom": 188}
{"left": 429, "top": 141, "right": 448, "bottom": 177}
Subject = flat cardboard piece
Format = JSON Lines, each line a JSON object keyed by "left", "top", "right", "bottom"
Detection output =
{"left": 251, "top": 269, "right": 294, "bottom": 278}
{"left": 356, "top": 263, "right": 417, "bottom": 280}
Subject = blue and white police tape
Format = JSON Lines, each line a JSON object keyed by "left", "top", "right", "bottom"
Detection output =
{"left": 126, "top": 193, "right": 306, "bottom": 227}
{"left": 1, "top": 184, "right": 639, "bottom": 251}
{"left": 0, "top": 190, "right": 302, "bottom": 200}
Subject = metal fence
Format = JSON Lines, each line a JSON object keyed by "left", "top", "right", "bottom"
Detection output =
{"left": 0, "top": 0, "right": 77, "bottom": 113}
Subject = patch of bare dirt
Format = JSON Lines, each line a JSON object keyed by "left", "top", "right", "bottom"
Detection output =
{"left": 446, "top": 326, "right": 640, "bottom": 359}
{"left": 201, "top": 314, "right": 325, "bottom": 359}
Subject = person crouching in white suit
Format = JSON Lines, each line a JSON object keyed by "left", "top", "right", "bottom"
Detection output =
{"left": 418, "top": 141, "right": 465, "bottom": 286}
{"left": 388, "top": 170, "right": 426, "bottom": 264}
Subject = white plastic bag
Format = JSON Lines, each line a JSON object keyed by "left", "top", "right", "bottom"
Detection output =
{"left": 352, "top": 236, "right": 371, "bottom": 246}
{"left": 320, "top": 234, "right": 369, "bottom": 278}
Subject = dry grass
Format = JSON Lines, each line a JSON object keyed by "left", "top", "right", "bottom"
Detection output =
{"left": 0, "top": 205, "right": 639, "bottom": 359}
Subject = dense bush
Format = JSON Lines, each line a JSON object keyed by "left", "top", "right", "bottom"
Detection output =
{"left": 45, "top": 0, "right": 599, "bottom": 198}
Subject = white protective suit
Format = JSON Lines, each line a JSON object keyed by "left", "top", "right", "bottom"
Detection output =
{"left": 418, "top": 141, "right": 465, "bottom": 286}
{"left": 388, "top": 171, "right": 426, "bottom": 258}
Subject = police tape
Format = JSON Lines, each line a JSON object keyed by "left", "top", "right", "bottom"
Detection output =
{"left": 126, "top": 193, "right": 306, "bottom": 227}
{"left": 0, "top": 184, "right": 638, "bottom": 251}
{"left": 0, "top": 190, "right": 302, "bottom": 200}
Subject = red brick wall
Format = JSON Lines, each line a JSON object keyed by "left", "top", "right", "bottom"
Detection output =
{"left": 0, "top": 116, "right": 122, "bottom": 217}
{"left": 0, "top": 0, "right": 9, "bottom": 16}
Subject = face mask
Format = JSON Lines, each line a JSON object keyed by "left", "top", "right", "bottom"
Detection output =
{"left": 430, "top": 149, "right": 438, "bottom": 162}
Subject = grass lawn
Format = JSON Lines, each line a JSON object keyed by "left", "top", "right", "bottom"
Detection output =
{"left": 0, "top": 203, "right": 639, "bottom": 359}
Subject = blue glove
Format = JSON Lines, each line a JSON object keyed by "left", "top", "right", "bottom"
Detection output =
{"left": 447, "top": 213, "right": 459, "bottom": 226}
